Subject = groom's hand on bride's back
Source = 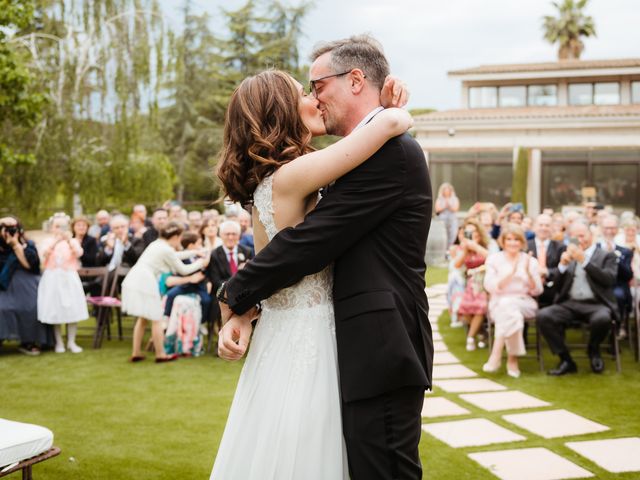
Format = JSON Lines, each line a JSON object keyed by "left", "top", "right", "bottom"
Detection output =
{"left": 380, "top": 75, "right": 409, "bottom": 108}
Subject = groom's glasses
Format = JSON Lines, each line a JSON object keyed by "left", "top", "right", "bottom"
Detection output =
{"left": 309, "top": 71, "right": 352, "bottom": 97}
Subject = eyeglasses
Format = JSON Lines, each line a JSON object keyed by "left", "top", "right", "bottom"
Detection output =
{"left": 309, "top": 70, "right": 353, "bottom": 97}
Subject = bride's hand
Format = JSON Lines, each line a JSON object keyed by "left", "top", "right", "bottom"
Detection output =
{"left": 218, "top": 315, "right": 252, "bottom": 361}
{"left": 375, "top": 107, "right": 413, "bottom": 137}
{"left": 380, "top": 75, "right": 409, "bottom": 108}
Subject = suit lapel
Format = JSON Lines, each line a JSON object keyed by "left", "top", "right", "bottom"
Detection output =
{"left": 217, "top": 248, "right": 231, "bottom": 277}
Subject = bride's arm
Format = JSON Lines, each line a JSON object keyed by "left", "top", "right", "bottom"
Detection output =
{"left": 275, "top": 108, "right": 412, "bottom": 198}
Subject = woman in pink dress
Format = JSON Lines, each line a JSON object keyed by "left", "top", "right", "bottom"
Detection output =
{"left": 483, "top": 223, "right": 543, "bottom": 377}
{"left": 454, "top": 217, "right": 490, "bottom": 351}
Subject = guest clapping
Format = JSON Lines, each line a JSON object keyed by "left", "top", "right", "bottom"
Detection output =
{"left": 72, "top": 216, "right": 98, "bottom": 267}
{"left": 483, "top": 224, "right": 543, "bottom": 378}
{"left": 454, "top": 218, "right": 489, "bottom": 351}
{"left": 38, "top": 213, "right": 89, "bottom": 353}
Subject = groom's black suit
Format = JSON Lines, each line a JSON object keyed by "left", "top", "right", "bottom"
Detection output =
{"left": 226, "top": 131, "right": 433, "bottom": 479}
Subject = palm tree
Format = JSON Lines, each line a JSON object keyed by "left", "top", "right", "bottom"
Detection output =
{"left": 542, "top": 0, "right": 596, "bottom": 60}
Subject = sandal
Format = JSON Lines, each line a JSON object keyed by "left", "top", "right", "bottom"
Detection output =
{"left": 129, "top": 355, "right": 146, "bottom": 362}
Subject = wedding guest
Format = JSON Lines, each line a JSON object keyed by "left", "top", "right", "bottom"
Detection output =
{"left": 38, "top": 213, "right": 89, "bottom": 353}
{"left": 133, "top": 204, "right": 152, "bottom": 228}
{"left": 483, "top": 224, "right": 543, "bottom": 378}
{"left": 0, "top": 216, "right": 53, "bottom": 355}
{"left": 527, "top": 214, "right": 566, "bottom": 308}
{"left": 477, "top": 210, "right": 500, "bottom": 254}
{"left": 88, "top": 209, "right": 111, "bottom": 238}
{"left": 200, "top": 217, "right": 223, "bottom": 250}
{"left": 435, "top": 182, "right": 460, "bottom": 248}
{"left": 72, "top": 216, "right": 98, "bottom": 267}
{"left": 537, "top": 220, "right": 617, "bottom": 375}
{"left": 123, "top": 222, "right": 209, "bottom": 363}
{"left": 550, "top": 212, "right": 567, "bottom": 243}
{"left": 238, "top": 209, "right": 254, "bottom": 255}
{"left": 447, "top": 226, "right": 466, "bottom": 328}
{"left": 97, "top": 214, "right": 144, "bottom": 271}
{"left": 202, "top": 209, "right": 220, "bottom": 223}
{"left": 454, "top": 217, "right": 489, "bottom": 351}
{"left": 143, "top": 208, "right": 168, "bottom": 248}
{"left": 188, "top": 210, "right": 203, "bottom": 233}
{"left": 129, "top": 213, "right": 147, "bottom": 240}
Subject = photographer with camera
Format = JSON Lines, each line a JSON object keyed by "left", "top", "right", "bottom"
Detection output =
{"left": 0, "top": 216, "right": 53, "bottom": 355}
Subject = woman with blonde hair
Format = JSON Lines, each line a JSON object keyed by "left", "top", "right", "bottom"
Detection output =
{"left": 455, "top": 217, "right": 490, "bottom": 351}
{"left": 435, "top": 182, "right": 460, "bottom": 248}
{"left": 483, "top": 223, "right": 543, "bottom": 377}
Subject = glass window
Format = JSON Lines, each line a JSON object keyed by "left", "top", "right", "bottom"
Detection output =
{"left": 593, "top": 164, "right": 638, "bottom": 210}
{"left": 469, "top": 87, "right": 497, "bottom": 108}
{"left": 569, "top": 83, "right": 593, "bottom": 105}
{"left": 542, "top": 163, "right": 588, "bottom": 210}
{"left": 528, "top": 85, "right": 558, "bottom": 106}
{"left": 594, "top": 82, "right": 620, "bottom": 105}
{"left": 633, "top": 82, "right": 640, "bottom": 104}
{"left": 478, "top": 164, "right": 513, "bottom": 207}
{"left": 498, "top": 86, "right": 526, "bottom": 107}
{"left": 430, "top": 162, "right": 475, "bottom": 210}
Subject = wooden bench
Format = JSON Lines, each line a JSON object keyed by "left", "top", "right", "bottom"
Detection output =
{"left": 0, "top": 447, "right": 60, "bottom": 480}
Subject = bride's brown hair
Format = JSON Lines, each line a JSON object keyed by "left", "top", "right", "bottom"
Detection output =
{"left": 217, "top": 70, "right": 315, "bottom": 205}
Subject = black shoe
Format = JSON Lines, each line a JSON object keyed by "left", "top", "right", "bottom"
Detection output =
{"left": 548, "top": 359, "right": 578, "bottom": 376}
{"left": 589, "top": 353, "right": 605, "bottom": 373}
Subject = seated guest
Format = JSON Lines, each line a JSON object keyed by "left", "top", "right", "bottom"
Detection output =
{"left": 238, "top": 209, "right": 254, "bottom": 255}
{"left": 527, "top": 214, "right": 566, "bottom": 308}
{"left": 133, "top": 204, "right": 152, "bottom": 228}
{"left": 207, "top": 221, "right": 254, "bottom": 324}
{"left": 143, "top": 208, "right": 168, "bottom": 248}
{"left": 97, "top": 214, "right": 144, "bottom": 271}
{"left": 483, "top": 224, "right": 543, "bottom": 378}
{"left": 477, "top": 210, "right": 500, "bottom": 254}
{"left": 200, "top": 217, "right": 222, "bottom": 250}
{"left": 0, "top": 216, "right": 53, "bottom": 354}
{"left": 72, "top": 216, "right": 98, "bottom": 267}
{"left": 550, "top": 212, "right": 568, "bottom": 244}
{"left": 129, "top": 213, "right": 147, "bottom": 240}
{"left": 454, "top": 217, "right": 489, "bottom": 351}
{"left": 447, "top": 227, "right": 466, "bottom": 328}
{"left": 521, "top": 215, "right": 535, "bottom": 241}
{"left": 88, "top": 209, "right": 111, "bottom": 239}
{"left": 599, "top": 214, "right": 633, "bottom": 337}
{"left": 188, "top": 210, "right": 203, "bottom": 233}
{"left": 536, "top": 220, "right": 617, "bottom": 375}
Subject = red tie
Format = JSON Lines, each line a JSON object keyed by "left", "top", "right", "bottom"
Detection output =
{"left": 228, "top": 250, "right": 238, "bottom": 275}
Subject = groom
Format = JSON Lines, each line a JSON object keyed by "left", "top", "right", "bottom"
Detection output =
{"left": 218, "top": 35, "right": 433, "bottom": 479}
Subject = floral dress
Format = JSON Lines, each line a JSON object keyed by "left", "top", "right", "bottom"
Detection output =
{"left": 457, "top": 252, "right": 488, "bottom": 315}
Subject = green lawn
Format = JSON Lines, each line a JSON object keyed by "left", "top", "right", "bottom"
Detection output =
{"left": 1, "top": 271, "right": 638, "bottom": 479}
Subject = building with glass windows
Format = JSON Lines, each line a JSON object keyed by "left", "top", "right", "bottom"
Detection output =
{"left": 415, "top": 58, "right": 640, "bottom": 215}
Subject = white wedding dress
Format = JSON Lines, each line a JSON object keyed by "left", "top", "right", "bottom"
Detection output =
{"left": 210, "top": 174, "right": 348, "bottom": 480}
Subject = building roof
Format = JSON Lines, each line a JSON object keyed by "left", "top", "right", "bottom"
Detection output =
{"left": 414, "top": 104, "right": 640, "bottom": 122}
{"left": 449, "top": 58, "right": 640, "bottom": 77}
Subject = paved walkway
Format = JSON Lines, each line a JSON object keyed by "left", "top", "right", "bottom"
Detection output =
{"left": 421, "top": 283, "right": 640, "bottom": 480}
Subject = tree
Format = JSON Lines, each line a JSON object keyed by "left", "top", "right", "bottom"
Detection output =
{"left": 542, "top": 0, "right": 596, "bottom": 60}
{"left": 512, "top": 148, "right": 528, "bottom": 212}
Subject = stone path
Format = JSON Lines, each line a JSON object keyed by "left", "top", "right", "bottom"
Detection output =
{"left": 421, "top": 283, "right": 640, "bottom": 480}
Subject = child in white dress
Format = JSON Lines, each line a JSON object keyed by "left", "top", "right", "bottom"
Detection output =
{"left": 38, "top": 213, "right": 89, "bottom": 353}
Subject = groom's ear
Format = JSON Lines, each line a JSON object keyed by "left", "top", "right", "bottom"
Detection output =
{"left": 349, "top": 69, "right": 366, "bottom": 95}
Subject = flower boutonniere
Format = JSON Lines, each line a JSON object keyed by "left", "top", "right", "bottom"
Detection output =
{"left": 238, "top": 252, "right": 246, "bottom": 263}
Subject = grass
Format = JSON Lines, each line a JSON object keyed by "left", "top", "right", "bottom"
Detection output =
{"left": 1, "top": 267, "right": 638, "bottom": 479}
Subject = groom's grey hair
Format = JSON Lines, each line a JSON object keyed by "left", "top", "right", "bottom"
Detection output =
{"left": 310, "top": 34, "right": 390, "bottom": 91}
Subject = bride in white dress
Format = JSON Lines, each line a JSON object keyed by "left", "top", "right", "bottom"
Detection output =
{"left": 210, "top": 70, "right": 411, "bottom": 479}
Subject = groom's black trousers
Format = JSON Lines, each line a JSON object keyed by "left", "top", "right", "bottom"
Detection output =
{"left": 342, "top": 385, "right": 424, "bottom": 480}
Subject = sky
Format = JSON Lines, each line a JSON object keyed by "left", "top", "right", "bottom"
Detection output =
{"left": 162, "top": 0, "right": 640, "bottom": 110}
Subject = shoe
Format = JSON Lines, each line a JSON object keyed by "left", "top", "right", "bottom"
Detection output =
{"left": 589, "top": 353, "right": 605, "bottom": 374}
{"left": 18, "top": 344, "right": 41, "bottom": 356}
{"left": 54, "top": 344, "right": 66, "bottom": 354}
{"left": 155, "top": 354, "right": 179, "bottom": 363}
{"left": 129, "top": 355, "right": 146, "bottom": 362}
{"left": 477, "top": 340, "right": 487, "bottom": 349}
{"left": 548, "top": 359, "right": 577, "bottom": 376}
{"left": 67, "top": 343, "right": 83, "bottom": 354}
{"left": 482, "top": 362, "right": 500, "bottom": 373}
{"left": 466, "top": 337, "right": 476, "bottom": 351}
{"left": 507, "top": 368, "right": 521, "bottom": 379}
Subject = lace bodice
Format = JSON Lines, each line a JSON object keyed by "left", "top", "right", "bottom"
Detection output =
{"left": 253, "top": 173, "right": 333, "bottom": 311}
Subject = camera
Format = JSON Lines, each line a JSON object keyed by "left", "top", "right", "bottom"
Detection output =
{"left": 1, "top": 224, "right": 21, "bottom": 236}
{"left": 509, "top": 202, "right": 524, "bottom": 213}
{"left": 464, "top": 230, "right": 473, "bottom": 240}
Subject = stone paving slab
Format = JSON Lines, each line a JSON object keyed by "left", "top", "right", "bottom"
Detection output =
{"left": 432, "top": 331, "right": 443, "bottom": 341}
{"left": 433, "top": 364, "right": 478, "bottom": 379}
{"left": 422, "top": 418, "right": 526, "bottom": 448}
{"left": 433, "top": 351, "right": 460, "bottom": 365}
{"left": 436, "top": 379, "right": 508, "bottom": 393}
{"left": 503, "top": 409, "right": 609, "bottom": 439}
{"left": 422, "top": 397, "right": 470, "bottom": 418}
{"left": 468, "top": 447, "right": 594, "bottom": 480}
{"left": 460, "top": 391, "right": 551, "bottom": 412}
{"left": 433, "top": 341, "right": 448, "bottom": 352}
{"left": 566, "top": 437, "right": 640, "bottom": 473}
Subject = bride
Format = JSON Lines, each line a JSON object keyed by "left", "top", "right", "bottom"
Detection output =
{"left": 210, "top": 70, "right": 411, "bottom": 479}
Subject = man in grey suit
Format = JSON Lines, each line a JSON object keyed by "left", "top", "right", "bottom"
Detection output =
{"left": 536, "top": 219, "right": 617, "bottom": 375}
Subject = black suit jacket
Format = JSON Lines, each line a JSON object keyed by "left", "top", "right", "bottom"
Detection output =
{"left": 527, "top": 238, "right": 566, "bottom": 307}
{"left": 207, "top": 245, "right": 254, "bottom": 293}
{"left": 77, "top": 234, "right": 99, "bottom": 267}
{"left": 555, "top": 247, "right": 618, "bottom": 320}
{"left": 225, "top": 133, "right": 433, "bottom": 402}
